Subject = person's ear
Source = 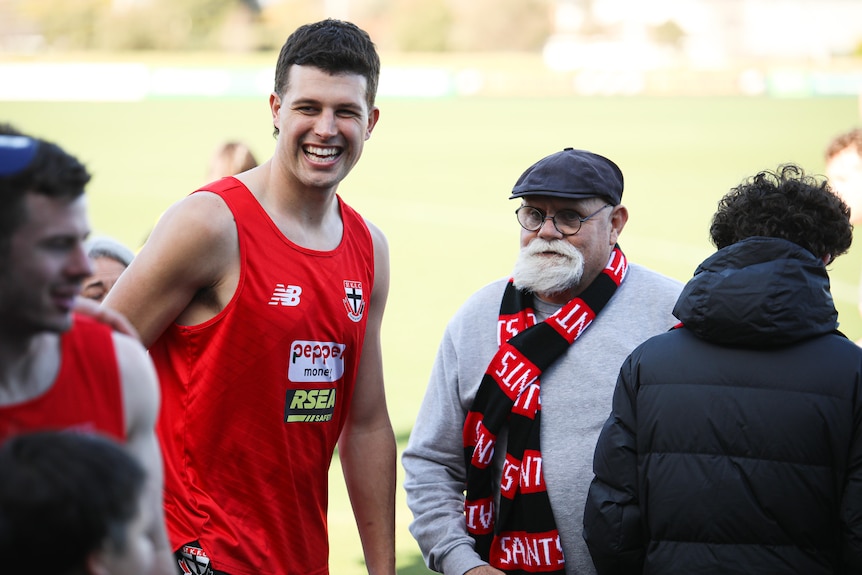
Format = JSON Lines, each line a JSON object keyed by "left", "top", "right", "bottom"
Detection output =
{"left": 269, "top": 92, "right": 282, "bottom": 130}
{"left": 608, "top": 204, "right": 629, "bottom": 245}
{"left": 365, "top": 106, "right": 380, "bottom": 141}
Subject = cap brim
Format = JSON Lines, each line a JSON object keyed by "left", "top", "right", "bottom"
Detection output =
{"left": 509, "top": 189, "right": 613, "bottom": 202}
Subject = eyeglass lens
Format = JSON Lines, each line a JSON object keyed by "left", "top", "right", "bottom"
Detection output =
{"left": 516, "top": 204, "right": 610, "bottom": 236}
{"left": 516, "top": 207, "right": 583, "bottom": 235}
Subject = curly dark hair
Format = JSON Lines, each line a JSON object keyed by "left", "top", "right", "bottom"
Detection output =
{"left": 710, "top": 164, "right": 852, "bottom": 261}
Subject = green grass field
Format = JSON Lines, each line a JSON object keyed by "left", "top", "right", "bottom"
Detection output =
{"left": 2, "top": 93, "right": 860, "bottom": 574}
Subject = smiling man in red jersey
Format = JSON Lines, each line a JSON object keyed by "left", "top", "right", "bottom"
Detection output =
{"left": 103, "top": 19, "right": 396, "bottom": 575}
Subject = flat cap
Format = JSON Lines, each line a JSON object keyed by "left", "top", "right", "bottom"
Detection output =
{"left": 509, "top": 147, "right": 624, "bottom": 205}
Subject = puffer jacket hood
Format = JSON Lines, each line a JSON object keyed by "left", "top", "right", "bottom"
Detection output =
{"left": 583, "top": 236, "right": 862, "bottom": 575}
{"left": 672, "top": 236, "right": 838, "bottom": 347}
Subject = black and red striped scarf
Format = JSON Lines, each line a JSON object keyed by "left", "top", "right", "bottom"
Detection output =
{"left": 463, "top": 245, "right": 627, "bottom": 574}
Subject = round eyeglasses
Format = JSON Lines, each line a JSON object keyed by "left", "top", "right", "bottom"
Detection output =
{"left": 515, "top": 204, "right": 612, "bottom": 236}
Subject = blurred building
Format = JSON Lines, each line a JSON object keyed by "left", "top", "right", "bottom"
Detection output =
{"left": 546, "top": 0, "right": 862, "bottom": 70}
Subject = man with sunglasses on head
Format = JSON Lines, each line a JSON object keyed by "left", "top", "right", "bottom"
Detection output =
{"left": 402, "top": 148, "right": 682, "bottom": 575}
{"left": 0, "top": 124, "right": 174, "bottom": 575}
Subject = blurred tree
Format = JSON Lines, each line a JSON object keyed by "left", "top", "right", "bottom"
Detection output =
{"left": 215, "top": 1, "right": 260, "bottom": 51}
{"left": 9, "top": 0, "right": 560, "bottom": 53}
{"left": 18, "top": 0, "right": 110, "bottom": 49}
{"left": 149, "top": 0, "right": 249, "bottom": 49}
{"left": 391, "top": 0, "right": 453, "bottom": 52}
{"left": 16, "top": 0, "right": 264, "bottom": 51}
{"left": 258, "top": 0, "right": 326, "bottom": 51}
{"left": 649, "top": 19, "right": 686, "bottom": 49}
{"left": 346, "top": 0, "right": 394, "bottom": 51}
{"left": 99, "top": 3, "right": 188, "bottom": 50}
{"left": 450, "top": 0, "right": 552, "bottom": 51}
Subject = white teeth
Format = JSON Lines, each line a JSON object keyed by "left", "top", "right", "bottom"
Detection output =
{"left": 305, "top": 146, "right": 339, "bottom": 158}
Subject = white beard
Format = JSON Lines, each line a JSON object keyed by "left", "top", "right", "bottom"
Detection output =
{"left": 511, "top": 238, "right": 585, "bottom": 297}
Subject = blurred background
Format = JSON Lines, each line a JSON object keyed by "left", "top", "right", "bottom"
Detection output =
{"left": 2, "top": 0, "right": 862, "bottom": 96}
{"left": 2, "top": 1, "right": 862, "bottom": 573}
{"left": 2, "top": 0, "right": 862, "bottom": 65}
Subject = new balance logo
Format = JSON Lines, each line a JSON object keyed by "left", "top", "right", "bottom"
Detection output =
{"left": 269, "top": 284, "right": 302, "bottom": 306}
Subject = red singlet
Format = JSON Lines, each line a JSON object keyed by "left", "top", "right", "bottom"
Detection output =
{"left": 0, "top": 314, "right": 125, "bottom": 441}
{"left": 151, "top": 178, "right": 374, "bottom": 575}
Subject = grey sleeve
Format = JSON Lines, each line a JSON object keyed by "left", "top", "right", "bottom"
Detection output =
{"left": 402, "top": 326, "right": 488, "bottom": 575}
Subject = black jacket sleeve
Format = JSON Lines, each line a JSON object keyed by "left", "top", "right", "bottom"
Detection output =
{"left": 841, "top": 382, "right": 862, "bottom": 573}
{"left": 583, "top": 354, "right": 645, "bottom": 575}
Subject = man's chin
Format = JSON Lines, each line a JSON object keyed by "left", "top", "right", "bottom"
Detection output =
{"left": 40, "top": 312, "right": 74, "bottom": 334}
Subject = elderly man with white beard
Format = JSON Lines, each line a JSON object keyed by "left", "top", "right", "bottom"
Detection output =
{"left": 402, "top": 148, "right": 683, "bottom": 575}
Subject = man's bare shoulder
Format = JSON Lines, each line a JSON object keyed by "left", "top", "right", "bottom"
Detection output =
{"left": 362, "top": 218, "right": 389, "bottom": 261}
{"left": 103, "top": 191, "right": 241, "bottom": 346}
{"left": 361, "top": 217, "right": 390, "bottom": 302}
{"left": 110, "top": 330, "right": 159, "bottom": 428}
{"left": 162, "top": 191, "right": 238, "bottom": 243}
{"left": 121, "top": 190, "right": 238, "bottom": 279}
{"left": 362, "top": 216, "right": 387, "bottom": 243}
{"left": 110, "top": 330, "right": 156, "bottom": 386}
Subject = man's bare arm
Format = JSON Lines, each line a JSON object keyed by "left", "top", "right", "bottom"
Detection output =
{"left": 102, "top": 192, "right": 238, "bottom": 348}
{"left": 113, "top": 331, "right": 175, "bottom": 575}
{"left": 338, "top": 222, "right": 397, "bottom": 575}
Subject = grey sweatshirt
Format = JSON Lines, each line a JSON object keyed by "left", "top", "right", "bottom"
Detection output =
{"left": 402, "top": 263, "right": 683, "bottom": 575}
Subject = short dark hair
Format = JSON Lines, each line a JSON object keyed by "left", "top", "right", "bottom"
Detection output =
{"left": 0, "top": 124, "right": 91, "bottom": 255}
{"left": 710, "top": 163, "right": 853, "bottom": 261}
{"left": 273, "top": 18, "right": 380, "bottom": 112}
{"left": 0, "top": 431, "right": 146, "bottom": 575}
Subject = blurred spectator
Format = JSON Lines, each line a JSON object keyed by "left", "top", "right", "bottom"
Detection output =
{"left": 83, "top": 235, "right": 136, "bottom": 303}
{"left": 0, "top": 430, "right": 154, "bottom": 575}
{"left": 825, "top": 128, "right": 862, "bottom": 225}
{"left": 825, "top": 127, "right": 862, "bottom": 343}
{"left": 0, "top": 123, "right": 173, "bottom": 573}
{"left": 206, "top": 140, "right": 257, "bottom": 181}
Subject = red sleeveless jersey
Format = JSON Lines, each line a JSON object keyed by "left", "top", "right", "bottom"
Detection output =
{"left": 0, "top": 314, "right": 125, "bottom": 441}
{"left": 150, "top": 178, "right": 374, "bottom": 575}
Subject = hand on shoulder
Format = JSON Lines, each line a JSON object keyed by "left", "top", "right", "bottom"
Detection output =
{"left": 72, "top": 296, "right": 140, "bottom": 340}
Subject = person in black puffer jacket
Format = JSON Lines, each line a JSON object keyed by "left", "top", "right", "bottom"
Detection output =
{"left": 583, "top": 164, "right": 862, "bottom": 575}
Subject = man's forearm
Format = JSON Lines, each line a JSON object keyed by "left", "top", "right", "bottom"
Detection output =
{"left": 340, "top": 423, "right": 397, "bottom": 574}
